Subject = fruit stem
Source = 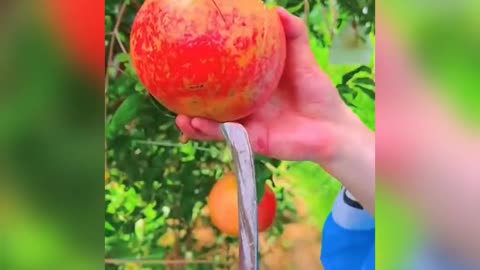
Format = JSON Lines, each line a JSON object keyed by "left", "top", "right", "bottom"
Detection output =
{"left": 210, "top": 0, "right": 227, "bottom": 24}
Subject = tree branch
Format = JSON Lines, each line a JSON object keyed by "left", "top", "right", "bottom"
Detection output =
{"left": 105, "top": 258, "right": 214, "bottom": 265}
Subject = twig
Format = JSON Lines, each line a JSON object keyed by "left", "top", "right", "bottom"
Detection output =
{"left": 133, "top": 140, "right": 214, "bottom": 152}
{"left": 321, "top": 0, "right": 335, "bottom": 42}
{"left": 210, "top": 0, "right": 227, "bottom": 24}
{"left": 105, "top": 258, "right": 214, "bottom": 265}
{"left": 264, "top": 161, "right": 278, "bottom": 174}
{"left": 330, "top": 0, "right": 337, "bottom": 37}
{"left": 115, "top": 33, "right": 128, "bottom": 54}
{"left": 105, "top": 1, "right": 128, "bottom": 173}
{"left": 304, "top": 0, "right": 310, "bottom": 25}
{"left": 105, "top": 1, "right": 127, "bottom": 94}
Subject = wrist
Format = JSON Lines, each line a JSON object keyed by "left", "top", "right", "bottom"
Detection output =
{"left": 314, "top": 108, "right": 375, "bottom": 214}
{"left": 314, "top": 107, "right": 374, "bottom": 165}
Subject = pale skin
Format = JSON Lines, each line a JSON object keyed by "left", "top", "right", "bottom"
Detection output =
{"left": 176, "top": 8, "right": 375, "bottom": 215}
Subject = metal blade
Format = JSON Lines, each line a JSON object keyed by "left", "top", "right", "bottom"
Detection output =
{"left": 220, "top": 122, "right": 258, "bottom": 270}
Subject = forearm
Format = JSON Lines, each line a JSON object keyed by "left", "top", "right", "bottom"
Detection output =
{"left": 317, "top": 108, "right": 376, "bottom": 216}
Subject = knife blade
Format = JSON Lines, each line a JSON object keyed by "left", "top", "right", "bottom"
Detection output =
{"left": 220, "top": 122, "right": 258, "bottom": 270}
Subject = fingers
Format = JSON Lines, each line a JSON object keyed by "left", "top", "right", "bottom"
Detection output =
{"left": 175, "top": 115, "right": 271, "bottom": 158}
{"left": 175, "top": 115, "right": 198, "bottom": 137}
{"left": 175, "top": 115, "right": 223, "bottom": 142}
{"left": 190, "top": 118, "right": 223, "bottom": 139}
{"left": 277, "top": 7, "right": 309, "bottom": 43}
{"left": 277, "top": 7, "right": 315, "bottom": 65}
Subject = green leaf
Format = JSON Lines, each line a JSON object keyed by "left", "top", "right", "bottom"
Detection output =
{"left": 135, "top": 219, "right": 145, "bottom": 241}
{"left": 134, "top": 82, "right": 145, "bottom": 92}
{"left": 356, "top": 85, "right": 375, "bottom": 100}
{"left": 254, "top": 160, "right": 272, "bottom": 202}
{"left": 342, "top": 66, "right": 372, "bottom": 84}
{"left": 108, "top": 66, "right": 116, "bottom": 78}
{"left": 287, "top": 1, "right": 304, "bottom": 13}
{"left": 263, "top": 0, "right": 280, "bottom": 8}
{"left": 337, "top": 84, "right": 357, "bottom": 108}
{"left": 143, "top": 203, "right": 158, "bottom": 221}
{"left": 276, "top": 0, "right": 288, "bottom": 7}
{"left": 116, "top": 53, "right": 130, "bottom": 63}
{"left": 117, "top": 32, "right": 127, "bottom": 43}
{"left": 220, "top": 147, "right": 233, "bottom": 163}
{"left": 337, "top": 84, "right": 354, "bottom": 95}
{"left": 124, "top": 188, "right": 141, "bottom": 214}
{"left": 353, "top": 77, "right": 375, "bottom": 86}
{"left": 255, "top": 182, "right": 265, "bottom": 205}
{"left": 180, "top": 142, "right": 196, "bottom": 161}
{"left": 105, "top": 15, "right": 113, "bottom": 32}
{"left": 209, "top": 146, "right": 220, "bottom": 158}
{"left": 107, "top": 93, "right": 144, "bottom": 136}
{"left": 308, "top": 4, "right": 323, "bottom": 25}
{"left": 105, "top": 222, "right": 115, "bottom": 232}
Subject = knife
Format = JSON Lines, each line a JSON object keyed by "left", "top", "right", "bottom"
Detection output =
{"left": 220, "top": 122, "right": 259, "bottom": 270}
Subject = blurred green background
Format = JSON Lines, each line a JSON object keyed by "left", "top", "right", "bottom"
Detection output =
{"left": 105, "top": 0, "right": 374, "bottom": 269}
{"left": 1, "top": 1, "right": 104, "bottom": 269}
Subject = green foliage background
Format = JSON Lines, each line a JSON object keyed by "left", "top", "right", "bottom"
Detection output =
{"left": 105, "top": 0, "right": 375, "bottom": 269}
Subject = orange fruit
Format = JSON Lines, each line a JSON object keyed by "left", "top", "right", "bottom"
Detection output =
{"left": 208, "top": 172, "right": 277, "bottom": 236}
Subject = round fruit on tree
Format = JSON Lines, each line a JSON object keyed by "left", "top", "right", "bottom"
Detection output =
{"left": 130, "top": 0, "right": 287, "bottom": 122}
{"left": 207, "top": 172, "right": 277, "bottom": 236}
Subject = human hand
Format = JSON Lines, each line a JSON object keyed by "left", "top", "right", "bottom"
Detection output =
{"left": 177, "top": 8, "right": 367, "bottom": 162}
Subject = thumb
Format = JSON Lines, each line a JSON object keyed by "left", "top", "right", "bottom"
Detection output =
{"left": 277, "top": 8, "right": 315, "bottom": 65}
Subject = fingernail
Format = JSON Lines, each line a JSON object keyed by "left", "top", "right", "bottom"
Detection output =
{"left": 180, "top": 134, "right": 190, "bottom": 144}
{"left": 174, "top": 122, "right": 189, "bottom": 144}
